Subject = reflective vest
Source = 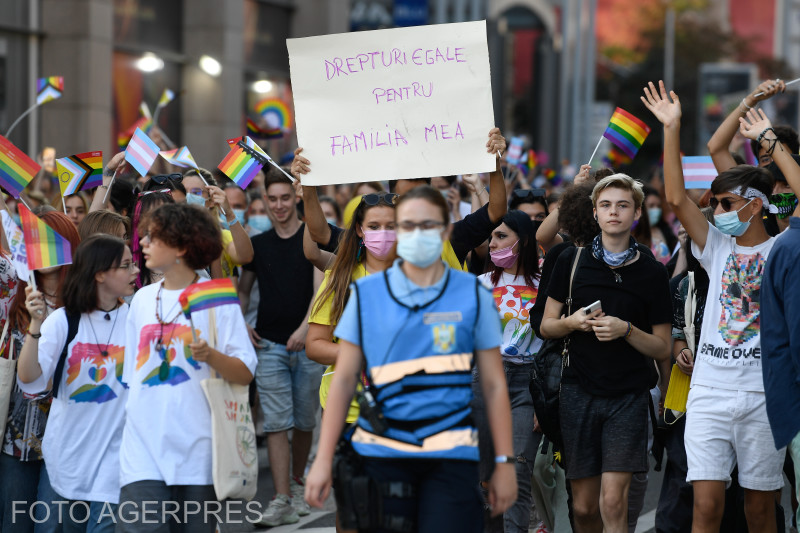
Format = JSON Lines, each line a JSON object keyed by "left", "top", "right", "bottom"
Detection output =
{"left": 349, "top": 266, "right": 481, "bottom": 461}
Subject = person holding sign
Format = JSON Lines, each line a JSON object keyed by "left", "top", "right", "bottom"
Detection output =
{"left": 295, "top": 128, "right": 508, "bottom": 271}
{"left": 643, "top": 80, "right": 800, "bottom": 533}
{"left": 305, "top": 185, "right": 516, "bottom": 532}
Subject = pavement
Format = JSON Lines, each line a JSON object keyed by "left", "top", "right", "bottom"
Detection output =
{"left": 221, "top": 444, "right": 796, "bottom": 533}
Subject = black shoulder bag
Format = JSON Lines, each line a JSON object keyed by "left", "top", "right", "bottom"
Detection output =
{"left": 529, "top": 247, "right": 583, "bottom": 455}
{"left": 50, "top": 312, "right": 80, "bottom": 398}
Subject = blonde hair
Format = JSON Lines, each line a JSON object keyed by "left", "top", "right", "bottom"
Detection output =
{"left": 591, "top": 173, "right": 644, "bottom": 209}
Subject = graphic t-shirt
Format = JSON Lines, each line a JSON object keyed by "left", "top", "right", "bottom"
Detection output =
{"left": 309, "top": 265, "right": 368, "bottom": 423}
{"left": 120, "top": 282, "right": 258, "bottom": 487}
{"left": 17, "top": 307, "right": 129, "bottom": 503}
{"left": 478, "top": 272, "right": 542, "bottom": 364}
{"left": 691, "top": 222, "right": 775, "bottom": 392}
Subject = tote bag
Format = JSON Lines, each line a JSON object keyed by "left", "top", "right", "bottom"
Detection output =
{"left": 200, "top": 309, "right": 259, "bottom": 501}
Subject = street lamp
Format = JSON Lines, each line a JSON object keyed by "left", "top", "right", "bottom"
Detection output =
{"left": 136, "top": 53, "right": 164, "bottom": 73}
{"left": 199, "top": 55, "right": 222, "bottom": 77}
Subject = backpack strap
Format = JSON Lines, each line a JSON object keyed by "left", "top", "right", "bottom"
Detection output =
{"left": 565, "top": 247, "right": 584, "bottom": 315}
{"left": 51, "top": 312, "right": 81, "bottom": 399}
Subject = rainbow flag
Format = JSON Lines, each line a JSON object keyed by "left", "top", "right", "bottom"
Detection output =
{"left": 602, "top": 107, "right": 651, "bottom": 160}
{"left": 681, "top": 156, "right": 716, "bottom": 190}
{"left": 125, "top": 128, "right": 160, "bottom": 177}
{"left": 36, "top": 76, "right": 64, "bottom": 105}
{"left": 179, "top": 278, "right": 239, "bottom": 318}
{"left": 526, "top": 149, "right": 537, "bottom": 171}
{"left": 218, "top": 142, "right": 265, "bottom": 189}
{"left": 157, "top": 88, "right": 175, "bottom": 108}
{"left": 0, "top": 135, "right": 40, "bottom": 198}
{"left": 255, "top": 98, "right": 293, "bottom": 130}
{"left": 160, "top": 146, "right": 198, "bottom": 169}
{"left": 247, "top": 117, "right": 282, "bottom": 139}
{"left": 18, "top": 203, "right": 72, "bottom": 270}
{"left": 117, "top": 116, "right": 153, "bottom": 149}
{"left": 57, "top": 151, "right": 103, "bottom": 196}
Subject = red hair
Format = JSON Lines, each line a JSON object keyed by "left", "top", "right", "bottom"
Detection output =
{"left": 9, "top": 210, "right": 81, "bottom": 332}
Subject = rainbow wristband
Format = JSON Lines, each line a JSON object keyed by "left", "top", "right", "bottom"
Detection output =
{"left": 625, "top": 321, "right": 633, "bottom": 338}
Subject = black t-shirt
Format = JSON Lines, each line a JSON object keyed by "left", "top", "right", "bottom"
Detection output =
{"left": 320, "top": 204, "right": 498, "bottom": 264}
{"left": 547, "top": 246, "right": 672, "bottom": 396}
{"left": 243, "top": 224, "right": 314, "bottom": 345}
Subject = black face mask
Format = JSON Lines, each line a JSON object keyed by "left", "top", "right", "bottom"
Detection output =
{"left": 770, "top": 192, "right": 798, "bottom": 219}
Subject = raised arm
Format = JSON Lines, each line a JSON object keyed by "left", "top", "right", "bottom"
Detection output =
{"left": 642, "top": 81, "right": 710, "bottom": 250}
{"left": 739, "top": 108, "right": 800, "bottom": 204}
{"left": 89, "top": 151, "right": 126, "bottom": 213}
{"left": 486, "top": 128, "right": 508, "bottom": 224}
{"left": 290, "top": 147, "right": 332, "bottom": 246}
{"left": 707, "top": 79, "right": 784, "bottom": 172}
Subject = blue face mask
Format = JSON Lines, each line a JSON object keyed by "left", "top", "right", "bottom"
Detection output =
{"left": 714, "top": 199, "right": 753, "bottom": 236}
{"left": 233, "top": 209, "right": 247, "bottom": 227}
{"left": 326, "top": 217, "right": 338, "bottom": 227}
{"left": 648, "top": 207, "right": 662, "bottom": 227}
{"left": 396, "top": 229, "right": 443, "bottom": 268}
{"left": 248, "top": 214, "right": 272, "bottom": 233}
{"left": 186, "top": 192, "right": 206, "bottom": 207}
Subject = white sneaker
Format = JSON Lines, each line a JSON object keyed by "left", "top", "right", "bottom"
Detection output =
{"left": 290, "top": 476, "right": 311, "bottom": 516}
{"left": 257, "top": 494, "right": 300, "bottom": 527}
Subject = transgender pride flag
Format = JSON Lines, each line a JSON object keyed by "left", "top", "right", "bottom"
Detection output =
{"left": 125, "top": 127, "right": 159, "bottom": 177}
{"left": 681, "top": 156, "right": 716, "bottom": 190}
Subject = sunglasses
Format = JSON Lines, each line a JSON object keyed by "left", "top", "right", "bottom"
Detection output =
{"left": 513, "top": 188, "right": 547, "bottom": 200}
{"left": 709, "top": 196, "right": 748, "bottom": 212}
{"left": 361, "top": 193, "right": 398, "bottom": 207}
{"left": 151, "top": 173, "right": 183, "bottom": 185}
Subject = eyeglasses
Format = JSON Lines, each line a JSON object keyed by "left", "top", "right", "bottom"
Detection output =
{"left": 151, "top": 174, "right": 183, "bottom": 185}
{"left": 513, "top": 188, "right": 547, "bottom": 200}
{"left": 116, "top": 262, "right": 138, "bottom": 272}
{"left": 361, "top": 193, "right": 398, "bottom": 207}
{"left": 397, "top": 220, "right": 445, "bottom": 232}
{"left": 709, "top": 196, "right": 748, "bottom": 212}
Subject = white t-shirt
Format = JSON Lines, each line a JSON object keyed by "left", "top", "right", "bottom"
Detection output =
{"left": 478, "top": 271, "right": 542, "bottom": 364}
{"left": 17, "top": 306, "right": 129, "bottom": 503}
{"left": 691, "top": 222, "right": 775, "bottom": 392}
{"left": 120, "top": 281, "right": 257, "bottom": 487}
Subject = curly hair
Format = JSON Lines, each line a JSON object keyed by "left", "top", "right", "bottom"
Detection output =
{"left": 557, "top": 182, "right": 599, "bottom": 246}
{"left": 147, "top": 203, "right": 222, "bottom": 269}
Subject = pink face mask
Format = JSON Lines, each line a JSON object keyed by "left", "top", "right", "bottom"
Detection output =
{"left": 362, "top": 229, "right": 397, "bottom": 259}
{"left": 490, "top": 240, "right": 519, "bottom": 269}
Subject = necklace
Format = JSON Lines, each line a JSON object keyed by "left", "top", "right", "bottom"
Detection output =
{"left": 154, "top": 275, "right": 198, "bottom": 381}
{"left": 98, "top": 301, "right": 119, "bottom": 321}
{"left": 86, "top": 306, "right": 121, "bottom": 357}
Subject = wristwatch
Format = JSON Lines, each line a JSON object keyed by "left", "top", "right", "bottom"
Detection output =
{"left": 495, "top": 455, "right": 516, "bottom": 464}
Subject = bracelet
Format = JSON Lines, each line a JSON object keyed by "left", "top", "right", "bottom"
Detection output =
{"left": 756, "top": 127, "right": 775, "bottom": 146}
{"left": 495, "top": 455, "right": 516, "bottom": 464}
{"left": 679, "top": 347, "right": 692, "bottom": 359}
{"left": 740, "top": 98, "right": 752, "bottom": 112}
{"left": 27, "top": 330, "right": 41, "bottom": 339}
{"left": 226, "top": 218, "right": 241, "bottom": 227}
{"left": 624, "top": 321, "right": 633, "bottom": 338}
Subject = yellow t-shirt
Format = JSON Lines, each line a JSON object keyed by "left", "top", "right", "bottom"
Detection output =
{"left": 220, "top": 229, "right": 238, "bottom": 278}
{"left": 309, "top": 264, "right": 369, "bottom": 423}
{"left": 442, "top": 240, "right": 466, "bottom": 271}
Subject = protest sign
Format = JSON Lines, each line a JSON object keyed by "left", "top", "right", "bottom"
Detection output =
{"left": 287, "top": 20, "right": 495, "bottom": 185}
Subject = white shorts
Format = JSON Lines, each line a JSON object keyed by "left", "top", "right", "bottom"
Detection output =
{"left": 684, "top": 384, "right": 785, "bottom": 491}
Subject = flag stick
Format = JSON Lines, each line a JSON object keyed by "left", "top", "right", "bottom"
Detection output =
{"left": 18, "top": 195, "right": 33, "bottom": 212}
{"left": 152, "top": 104, "right": 165, "bottom": 131}
{"left": 62, "top": 196, "right": 67, "bottom": 214}
{"left": 0, "top": 318, "right": 10, "bottom": 350}
{"left": 754, "top": 77, "right": 800, "bottom": 97}
{"left": 29, "top": 272, "right": 37, "bottom": 292}
{"left": 266, "top": 159, "right": 296, "bottom": 183}
{"left": 5, "top": 102, "right": 43, "bottom": 138}
{"left": 101, "top": 166, "right": 119, "bottom": 204}
{"left": 188, "top": 314, "right": 198, "bottom": 343}
{"left": 588, "top": 136, "right": 604, "bottom": 165}
{"left": 191, "top": 168, "right": 227, "bottom": 216}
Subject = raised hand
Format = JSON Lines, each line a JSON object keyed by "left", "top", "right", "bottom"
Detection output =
{"left": 641, "top": 80, "right": 681, "bottom": 127}
{"left": 748, "top": 78, "right": 785, "bottom": 105}
{"left": 738, "top": 108, "right": 773, "bottom": 141}
{"left": 486, "top": 128, "right": 506, "bottom": 156}
{"left": 291, "top": 147, "right": 311, "bottom": 180}
{"left": 574, "top": 164, "right": 592, "bottom": 185}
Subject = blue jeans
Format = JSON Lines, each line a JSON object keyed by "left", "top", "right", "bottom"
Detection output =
{"left": 34, "top": 464, "right": 117, "bottom": 533}
{"left": 473, "top": 362, "right": 536, "bottom": 533}
{"left": 254, "top": 338, "right": 323, "bottom": 432}
{"left": 0, "top": 452, "right": 42, "bottom": 533}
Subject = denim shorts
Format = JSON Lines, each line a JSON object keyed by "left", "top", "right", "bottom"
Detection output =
{"left": 255, "top": 338, "right": 324, "bottom": 433}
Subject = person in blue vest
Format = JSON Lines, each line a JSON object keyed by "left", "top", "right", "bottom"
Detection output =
{"left": 304, "top": 185, "right": 517, "bottom": 532}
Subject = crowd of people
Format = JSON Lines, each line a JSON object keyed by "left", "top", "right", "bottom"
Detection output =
{"left": 0, "top": 77, "right": 797, "bottom": 533}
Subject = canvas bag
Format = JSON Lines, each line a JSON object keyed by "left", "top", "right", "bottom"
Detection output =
{"left": 664, "top": 271, "right": 695, "bottom": 416}
{"left": 200, "top": 308, "right": 259, "bottom": 501}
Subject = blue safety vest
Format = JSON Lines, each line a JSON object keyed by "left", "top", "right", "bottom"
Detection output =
{"left": 349, "top": 266, "right": 482, "bottom": 461}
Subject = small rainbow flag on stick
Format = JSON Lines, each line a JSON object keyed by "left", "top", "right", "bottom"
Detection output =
{"left": 36, "top": 76, "right": 64, "bottom": 105}
{"left": 602, "top": 108, "right": 651, "bottom": 159}
{"left": 157, "top": 89, "right": 175, "bottom": 108}
{"left": 218, "top": 142, "right": 265, "bottom": 189}
{"left": 57, "top": 151, "right": 103, "bottom": 196}
{"left": 160, "top": 146, "right": 198, "bottom": 169}
{"left": 179, "top": 278, "right": 240, "bottom": 318}
{"left": 0, "top": 135, "right": 40, "bottom": 198}
{"left": 18, "top": 203, "right": 72, "bottom": 270}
